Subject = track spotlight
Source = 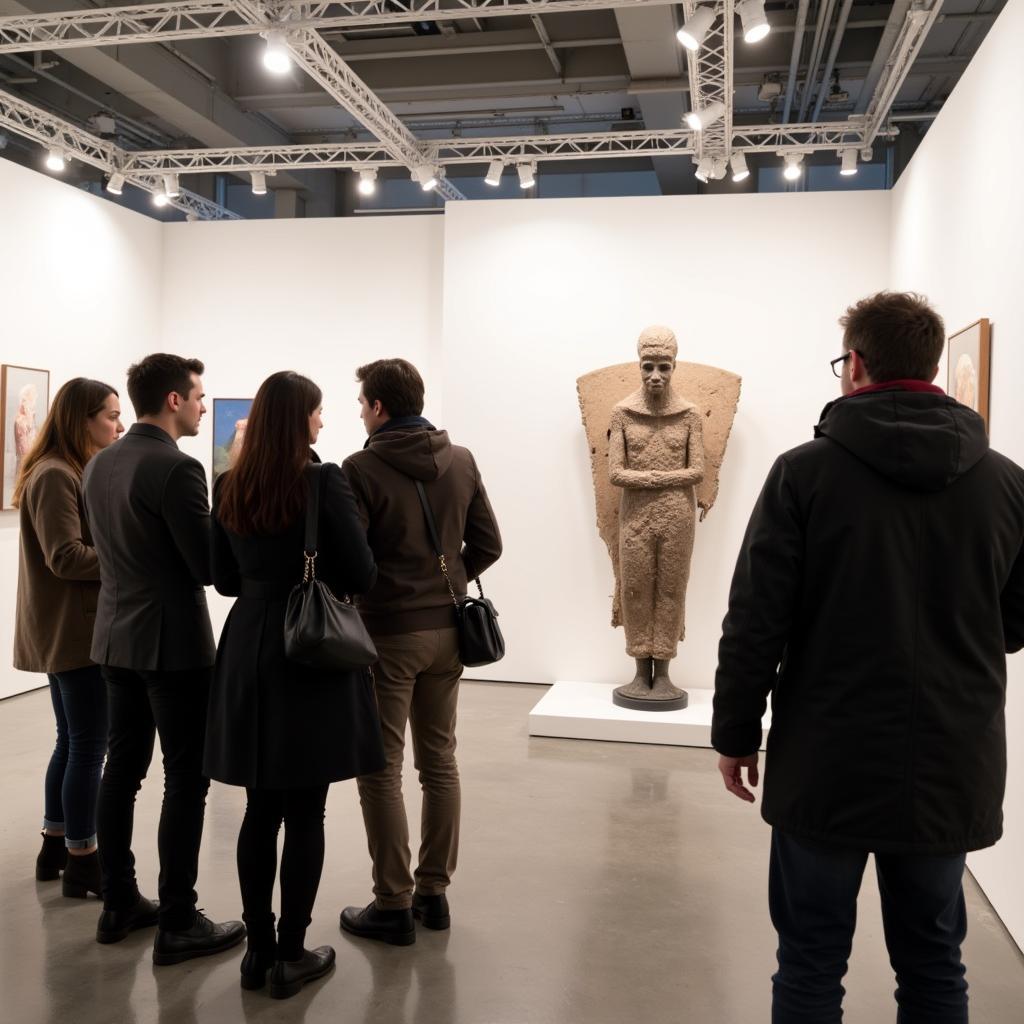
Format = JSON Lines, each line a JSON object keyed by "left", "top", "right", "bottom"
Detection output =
{"left": 517, "top": 162, "right": 536, "bottom": 189}
{"left": 676, "top": 6, "right": 716, "bottom": 52}
{"left": 840, "top": 148, "right": 858, "bottom": 176}
{"left": 162, "top": 173, "right": 180, "bottom": 198}
{"left": 251, "top": 171, "right": 268, "bottom": 195}
{"left": 412, "top": 163, "right": 438, "bottom": 191}
{"left": 45, "top": 146, "right": 65, "bottom": 172}
{"left": 485, "top": 159, "right": 504, "bottom": 187}
{"left": 263, "top": 30, "right": 292, "bottom": 74}
{"left": 783, "top": 152, "right": 804, "bottom": 181}
{"left": 694, "top": 157, "right": 714, "bottom": 183}
{"left": 106, "top": 172, "right": 125, "bottom": 195}
{"left": 730, "top": 152, "right": 750, "bottom": 183}
{"left": 152, "top": 192, "right": 170, "bottom": 207}
{"left": 684, "top": 100, "right": 725, "bottom": 132}
{"left": 357, "top": 168, "right": 377, "bottom": 196}
{"left": 736, "top": 0, "right": 771, "bottom": 43}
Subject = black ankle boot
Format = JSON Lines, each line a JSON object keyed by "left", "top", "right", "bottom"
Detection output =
{"left": 62, "top": 851, "right": 102, "bottom": 898}
{"left": 412, "top": 892, "right": 451, "bottom": 931}
{"left": 35, "top": 832, "right": 67, "bottom": 881}
{"left": 240, "top": 948, "right": 277, "bottom": 991}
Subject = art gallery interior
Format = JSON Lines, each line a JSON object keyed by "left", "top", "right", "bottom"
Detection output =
{"left": 0, "top": 0, "right": 1022, "bottom": 1020}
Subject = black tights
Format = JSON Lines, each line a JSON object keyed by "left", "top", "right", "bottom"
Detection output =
{"left": 236, "top": 785, "right": 329, "bottom": 961}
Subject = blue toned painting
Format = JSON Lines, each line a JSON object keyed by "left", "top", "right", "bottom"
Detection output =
{"left": 212, "top": 398, "right": 253, "bottom": 479}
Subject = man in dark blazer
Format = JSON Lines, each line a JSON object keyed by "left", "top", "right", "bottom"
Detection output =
{"left": 712, "top": 292, "right": 1024, "bottom": 1023}
{"left": 83, "top": 353, "right": 244, "bottom": 964}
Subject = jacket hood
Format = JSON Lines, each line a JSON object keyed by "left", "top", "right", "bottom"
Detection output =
{"left": 367, "top": 427, "right": 454, "bottom": 481}
{"left": 815, "top": 390, "right": 989, "bottom": 493}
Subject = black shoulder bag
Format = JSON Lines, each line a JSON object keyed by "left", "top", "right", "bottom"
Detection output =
{"left": 284, "top": 464, "right": 378, "bottom": 671}
{"left": 413, "top": 480, "right": 505, "bottom": 668}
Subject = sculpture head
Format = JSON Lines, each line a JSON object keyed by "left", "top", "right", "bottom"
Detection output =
{"left": 637, "top": 325, "right": 678, "bottom": 399}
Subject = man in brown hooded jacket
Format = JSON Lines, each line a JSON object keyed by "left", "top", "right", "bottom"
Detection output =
{"left": 339, "top": 358, "right": 502, "bottom": 945}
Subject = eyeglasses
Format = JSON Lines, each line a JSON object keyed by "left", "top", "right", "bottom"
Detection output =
{"left": 830, "top": 352, "right": 852, "bottom": 378}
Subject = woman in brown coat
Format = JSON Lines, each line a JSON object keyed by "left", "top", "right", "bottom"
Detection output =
{"left": 14, "top": 378, "right": 124, "bottom": 897}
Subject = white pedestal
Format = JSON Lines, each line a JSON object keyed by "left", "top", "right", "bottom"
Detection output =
{"left": 528, "top": 680, "right": 769, "bottom": 749}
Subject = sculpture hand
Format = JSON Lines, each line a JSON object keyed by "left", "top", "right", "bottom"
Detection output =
{"left": 718, "top": 753, "right": 759, "bottom": 803}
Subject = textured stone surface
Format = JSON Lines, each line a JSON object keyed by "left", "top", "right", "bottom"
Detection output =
{"left": 578, "top": 360, "right": 742, "bottom": 635}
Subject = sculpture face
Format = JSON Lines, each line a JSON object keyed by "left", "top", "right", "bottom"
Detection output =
{"left": 640, "top": 353, "right": 675, "bottom": 397}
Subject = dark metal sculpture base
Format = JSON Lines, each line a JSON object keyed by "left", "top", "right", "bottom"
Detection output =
{"left": 612, "top": 688, "right": 689, "bottom": 712}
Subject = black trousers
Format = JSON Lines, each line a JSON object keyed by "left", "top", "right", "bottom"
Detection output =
{"left": 770, "top": 829, "right": 968, "bottom": 1024}
{"left": 97, "top": 666, "right": 212, "bottom": 931}
{"left": 237, "top": 785, "right": 330, "bottom": 962}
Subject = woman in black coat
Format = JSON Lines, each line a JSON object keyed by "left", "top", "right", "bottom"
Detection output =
{"left": 204, "top": 371, "right": 385, "bottom": 1000}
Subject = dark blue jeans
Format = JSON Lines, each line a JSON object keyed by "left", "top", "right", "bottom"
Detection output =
{"left": 770, "top": 830, "right": 968, "bottom": 1024}
{"left": 43, "top": 666, "right": 108, "bottom": 848}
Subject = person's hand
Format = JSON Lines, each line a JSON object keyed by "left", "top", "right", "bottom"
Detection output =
{"left": 718, "top": 753, "right": 759, "bottom": 803}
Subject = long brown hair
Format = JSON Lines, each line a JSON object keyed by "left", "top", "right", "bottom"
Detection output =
{"left": 12, "top": 377, "right": 118, "bottom": 507}
{"left": 217, "top": 371, "right": 322, "bottom": 536}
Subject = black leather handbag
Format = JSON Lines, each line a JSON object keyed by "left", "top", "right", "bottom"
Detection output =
{"left": 284, "top": 464, "right": 378, "bottom": 671}
{"left": 413, "top": 480, "right": 505, "bottom": 668}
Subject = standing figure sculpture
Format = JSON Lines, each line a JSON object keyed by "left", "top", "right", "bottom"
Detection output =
{"left": 608, "top": 326, "right": 705, "bottom": 711}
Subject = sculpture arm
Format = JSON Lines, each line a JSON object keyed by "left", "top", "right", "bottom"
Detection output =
{"left": 648, "top": 411, "right": 707, "bottom": 489}
{"left": 607, "top": 411, "right": 675, "bottom": 489}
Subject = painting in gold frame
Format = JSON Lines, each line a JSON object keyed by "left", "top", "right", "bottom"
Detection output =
{"left": 947, "top": 319, "right": 991, "bottom": 431}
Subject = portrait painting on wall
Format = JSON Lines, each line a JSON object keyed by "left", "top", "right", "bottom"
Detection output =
{"left": 947, "top": 319, "right": 991, "bottom": 431}
{"left": 212, "top": 398, "right": 253, "bottom": 479}
{"left": 2, "top": 365, "right": 50, "bottom": 510}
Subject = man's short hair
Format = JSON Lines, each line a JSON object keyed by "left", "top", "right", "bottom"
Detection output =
{"left": 126, "top": 353, "right": 205, "bottom": 418}
{"left": 839, "top": 292, "right": 945, "bottom": 382}
{"left": 356, "top": 359, "right": 425, "bottom": 418}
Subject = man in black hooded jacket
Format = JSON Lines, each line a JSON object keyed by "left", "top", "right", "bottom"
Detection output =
{"left": 712, "top": 292, "right": 1024, "bottom": 1024}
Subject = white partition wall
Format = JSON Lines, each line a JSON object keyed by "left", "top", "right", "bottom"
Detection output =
{"left": 0, "top": 159, "right": 162, "bottom": 700}
{"left": 890, "top": 0, "right": 1024, "bottom": 951}
{"left": 441, "top": 192, "right": 891, "bottom": 690}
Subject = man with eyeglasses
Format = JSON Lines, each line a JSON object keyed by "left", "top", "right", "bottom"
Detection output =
{"left": 712, "top": 291, "right": 1024, "bottom": 1024}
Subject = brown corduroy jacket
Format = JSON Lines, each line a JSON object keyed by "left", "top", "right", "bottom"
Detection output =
{"left": 14, "top": 455, "right": 101, "bottom": 674}
{"left": 342, "top": 424, "right": 502, "bottom": 636}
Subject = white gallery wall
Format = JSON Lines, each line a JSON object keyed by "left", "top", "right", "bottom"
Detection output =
{"left": 890, "top": 0, "right": 1024, "bottom": 949}
{"left": 0, "top": 158, "right": 163, "bottom": 699}
{"left": 442, "top": 192, "right": 891, "bottom": 691}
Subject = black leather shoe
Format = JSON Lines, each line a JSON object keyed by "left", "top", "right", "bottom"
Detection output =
{"left": 339, "top": 902, "right": 415, "bottom": 946}
{"left": 240, "top": 949, "right": 276, "bottom": 991}
{"left": 62, "top": 852, "right": 102, "bottom": 899}
{"left": 152, "top": 911, "right": 246, "bottom": 966}
{"left": 412, "top": 892, "right": 451, "bottom": 931}
{"left": 96, "top": 894, "right": 160, "bottom": 944}
{"left": 270, "top": 946, "right": 336, "bottom": 1000}
{"left": 35, "top": 832, "right": 67, "bottom": 881}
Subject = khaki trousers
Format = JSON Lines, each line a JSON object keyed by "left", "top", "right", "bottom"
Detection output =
{"left": 357, "top": 627, "right": 462, "bottom": 910}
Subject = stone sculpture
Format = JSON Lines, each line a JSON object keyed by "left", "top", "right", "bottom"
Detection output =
{"left": 577, "top": 327, "right": 741, "bottom": 712}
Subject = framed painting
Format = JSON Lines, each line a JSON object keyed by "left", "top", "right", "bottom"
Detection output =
{"left": 212, "top": 398, "right": 253, "bottom": 479}
{"left": 947, "top": 319, "right": 991, "bottom": 430}
{"left": 2, "top": 364, "right": 50, "bottom": 510}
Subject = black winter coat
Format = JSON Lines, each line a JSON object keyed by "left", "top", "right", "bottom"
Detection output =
{"left": 204, "top": 463, "right": 386, "bottom": 790}
{"left": 712, "top": 388, "right": 1024, "bottom": 855}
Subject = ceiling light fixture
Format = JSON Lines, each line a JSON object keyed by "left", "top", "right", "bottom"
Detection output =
{"left": 106, "top": 172, "right": 125, "bottom": 195}
{"left": 676, "top": 6, "right": 716, "bottom": 52}
{"left": 251, "top": 171, "right": 268, "bottom": 195}
{"left": 730, "top": 152, "right": 750, "bottom": 183}
{"left": 45, "top": 146, "right": 65, "bottom": 172}
{"left": 485, "top": 159, "right": 504, "bottom": 187}
{"left": 412, "top": 163, "right": 438, "bottom": 191}
{"left": 162, "top": 173, "right": 180, "bottom": 198}
{"left": 840, "top": 148, "right": 858, "bottom": 176}
{"left": 783, "top": 152, "right": 804, "bottom": 181}
{"left": 684, "top": 100, "right": 725, "bottom": 132}
{"left": 694, "top": 157, "right": 714, "bottom": 183}
{"left": 517, "top": 162, "right": 536, "bottom": 189}
{"left": 357, "top": 168, "right": 377, "bottom": 196}
{"left": 736, "top": 0, "right": 771, "bottom": 44}
{"left": 153, "top": 192, "right": 170, "bottom": 207}
{"left": 263, "top": 30, "right": 292, "bottom": 74}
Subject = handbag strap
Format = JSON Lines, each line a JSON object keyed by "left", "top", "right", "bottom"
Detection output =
{"left": 302, "top": 463, "right": 323, "bottom": 582}
{"left": 413, "top": 480, "right": 485, "bottom": 604}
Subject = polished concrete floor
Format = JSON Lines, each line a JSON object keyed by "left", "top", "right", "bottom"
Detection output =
{"left": 1, "top": 680, "right": 1022, "bottom": 1024}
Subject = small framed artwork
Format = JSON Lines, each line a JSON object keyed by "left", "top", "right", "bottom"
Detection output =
{"left": 212, "top": 398, "right": 253, "bottom": 479}
{"left": 947, "top": 319, "right": 991, "bottom": 430}
{"left": 2, "top": 364, "right": 50, "bottom": 510}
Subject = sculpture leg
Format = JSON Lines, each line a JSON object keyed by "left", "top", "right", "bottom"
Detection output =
{"left": 619, "top": 524, "right": 657, "bottom": 660}
{"left": 618, "top": 658, "right": 653, "bottom": 698}
{"left": 651, "top": 658, "right": 686, "bottom": 704}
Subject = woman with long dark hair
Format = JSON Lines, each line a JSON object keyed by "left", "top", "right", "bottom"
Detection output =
{"left": 204, "top": 371, "right": 385, "bottom": 1000}
{"left": 14, "top": 377, "right": 124, "bottom": 898}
